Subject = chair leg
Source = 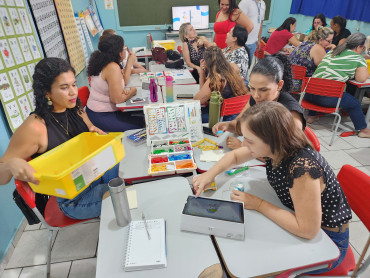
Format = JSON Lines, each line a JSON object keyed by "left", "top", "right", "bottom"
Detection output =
{"left": 329, "top": 114, "right": 341, "bottom": 146}
{"left": 46, "top": 229, "right": 54, "bottom": 277}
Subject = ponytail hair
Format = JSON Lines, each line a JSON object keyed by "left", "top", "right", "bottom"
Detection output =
{"left": 307, "top": 26, "right": 334, "bottom": 42}
{"left": 331, "top": 32, "right": 366, "bottom": 57}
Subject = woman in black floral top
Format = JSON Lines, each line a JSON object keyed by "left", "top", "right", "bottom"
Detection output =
{"left": 194, "top": 101, "right": 352, "bottom": 274}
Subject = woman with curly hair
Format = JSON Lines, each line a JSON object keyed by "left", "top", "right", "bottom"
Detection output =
{"left": 194, "top": 46, "right": 248, "bottom": 123}
{"left": 0, "top": 57, "right": 119, "bottom": 219}
{"left": 87, "top": 34, "right": 143, "bottom": 132}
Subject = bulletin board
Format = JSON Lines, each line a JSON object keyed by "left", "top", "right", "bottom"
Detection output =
{"left": 143, "top": 100, "right": 203, "bottom": 145}
{"left": 28, "top": 0, "right": 68, "bottom": 60}
{"left": 0, "top": 0, "right": 42, "bottom": 131}
{"left": 54, "top": 0, "right": 84, "bottom": 75}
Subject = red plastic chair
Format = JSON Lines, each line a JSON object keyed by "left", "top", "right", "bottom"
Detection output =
{"left": 220, "top": 94, "right": 251, "bottom": 121}
{"left": 291, "top": 64, "right": 307, "bottom": 95}
{"left": 299, "top": 77, "right": 346, "bottom": 146}
{"left": 304, "top": 126, "right": 320, "bottom": 152}
{"left": 78, "top": 86, "right": 90, "bottom": 107}
{"left": 15, "top": 180, "right": 92, "bottom": 277}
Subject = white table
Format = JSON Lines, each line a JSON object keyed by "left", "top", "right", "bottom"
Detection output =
{"left": 348, "top": 78, "right": 370, "bottom": 123}
{"left": 135, "top": 49, "right": 152, "bottom": 69}
{"left": 201, "top": 167, "right": 340, "bottom": 277}
{"left": 96, "top": 177, "right": 220, "bottom": 278}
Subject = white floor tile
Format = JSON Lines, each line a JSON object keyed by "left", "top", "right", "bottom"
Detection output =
{"left": 6, "top": 230, "right": 57, "bottom": 269}
{"left": 68, "top": 258, "right": 96, "bottom": 278}
{"left": 345, "top": 148, "right": 370, "bottom": 166}
{"left": 24, "top": 224, "right": 41, "bottom": 232}
{"left": 18, "top": 261, "right": 71, "bottom": 278}
{"left": 0, "top": 268, "right": 21, "bottom": 278}
{"left": 320, "top": 136, "right": 357, "bottom": 151}
{"left": 12, "top": 220, "right": 27, "bottom": 248}
{"left": 349, "top": 221, "right": 370, "bottom": 261}
{"left": 320, "top": 150, "right": 361, "bottom": 170}
{"left": 51, "top": 222, "right": 99, "bottom": 263}
{"left": 341, "top": 135, "right": 370, "bottom": 149}
{"left": 355, "top": 166, "right": 370, "bottom": 176}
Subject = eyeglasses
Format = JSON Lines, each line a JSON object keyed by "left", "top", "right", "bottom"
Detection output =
{"left": 325, "top": 39, "right": 332, "bottom": 43}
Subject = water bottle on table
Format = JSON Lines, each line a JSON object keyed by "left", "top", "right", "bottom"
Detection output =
{"left": 108, "top": 177, "right": 131, "bottom": 227}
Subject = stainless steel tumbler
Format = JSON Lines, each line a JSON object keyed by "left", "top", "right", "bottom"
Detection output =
{"left": 108, "top": 177, "right": 131, "bottom": 227}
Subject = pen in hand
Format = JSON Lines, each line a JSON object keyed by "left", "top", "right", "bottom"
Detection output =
{"left": 142, "top": 212, "right": 151, "bottom": 240}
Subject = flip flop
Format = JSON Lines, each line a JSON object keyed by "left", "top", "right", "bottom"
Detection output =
{"left": 340, "top": 131, "right": 356, "bottom": 137}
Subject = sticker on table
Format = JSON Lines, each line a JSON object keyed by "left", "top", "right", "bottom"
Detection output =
{"left": 17, "top": 36, "right": 32, "bottom": 61}
{"left": 27, "top": 63, "right": 35, "bottom": 80}
{"left": 18, "top": 94, "right": 31, "bottom": 118}
{"left": 0, "top": 8, "right": 15, "bottom": 36}
{"left": 5, "top": 0, "right": 15, "bottom": 6}
{"left": 18, "top": 66, "right": 31, "bottom": 91}
{"left": 27, "top": 35, "right": 41, "bottom": 59}
{"left": 27, "top": 90, "right": 35, "bottom": 110}
{"left": 5, "top": 100, "right": 22, "bottom": 129}
{"left": 0, "top": 39, "right": 15, "bottom": 68}
{"left": 8, "top": 69, "right": 24, "bottom": 96}
{"left": 8, "top": 8, "right": 23, "bottom": 34}
{"left": 17, "top": 8, "right": 31, "bottom": 34}
{"left": 8, "top": 37, "right": 23, "bottom": 65}
{"left": 0, "top": 72, "right": 14, "bottom": 102}
{"left": 15, "top": 0, "right": 24, "bottom": 7}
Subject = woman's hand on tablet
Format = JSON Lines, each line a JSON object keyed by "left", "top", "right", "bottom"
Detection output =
{"left": 231, "top": 189, "right": 263, "bottom": 211}
{"left": 192, "top": 173, "right": 214, "bottom": 197}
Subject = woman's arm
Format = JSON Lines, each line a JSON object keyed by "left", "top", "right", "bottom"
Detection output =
{"left": 122, "top": 52, "right": 137, "bottom": 84}
{"left": 232, "top": 9, "right": 254, "bottom": 34}
{"left": 199, "top": 36, "right": 216, "bottom": 48}
{"left": 103, "top": 62, "right": 137, "bottom": 104}
{"left": 291, "top": 110, "right": 304, "bottom": 130}
{"left": 79, "top": 111, "right": 106, "bottom": 135}
{"left": 354, "top": 66, "right": 370, "bottom": 83}
{"left": 310, "top": 44, "right": 326, "bottom": 66}
{"left": 288, "top": 36, "right": 302, "bottom": 47}
{"left": 0, "top": 116, "right": 46, "bottom": 185}
{"left": 194, "top": 78, "right": 212, "bottom": 104}
{"left": 232, "top": 172, "right": 323, "bottom": 239}
{"left": 182, "top": 42, "right": 200, "bottom": 71}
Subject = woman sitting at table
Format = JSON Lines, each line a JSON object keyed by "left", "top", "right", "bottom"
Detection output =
{"left": 193, "top": 101, "right": 352, "bottom": 274}
{"left": 179, "top": 23, "right": 215, "bottom": 84}
{"left": 214, "top": 0, "right": 254, "bottom": 49}
{"left": 212, "top": 54, "right": 306, "bottom": 149}
{"left": 330, "top": 15, "right": 351, "bottom": 46}
{"left": 264, "top": 17, "right": 301, "bottom": 55}
{"left": 87, "top": 34, "right": 144, "bottom": 132}
{"left": 304, "top": 13, "right": 327, "bottom": 36}
{"left": 194, "top": 46, "right": 248, "bottom": 123}
{"left": 307, "top": 33, "right": 370, "bottom": 138}
{"left": 289, "top": 26, "right": 334, "bottom": 92}
{"left": 223, "top": 25, "right": 251, "bottom": 78}
{"left": 0, "top": 57, "right": 119, "bottom": 220}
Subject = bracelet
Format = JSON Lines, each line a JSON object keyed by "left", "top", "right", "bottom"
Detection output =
{"left": 256, "top": 199, "right": 264, "bottom": 212}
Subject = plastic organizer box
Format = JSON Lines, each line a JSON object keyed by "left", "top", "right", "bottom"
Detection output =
{"left": 148, "top": 138, "right": 196, "bottom": 176}
{"left": 28, "top": 132, "right": 125, "bottom": 199}
{"left": 153, "top": 40, "right": 176, "bottom": 51}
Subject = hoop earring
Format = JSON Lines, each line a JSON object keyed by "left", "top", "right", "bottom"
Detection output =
{"left": 47, "top": 97, "right": 52, "bottom": 106}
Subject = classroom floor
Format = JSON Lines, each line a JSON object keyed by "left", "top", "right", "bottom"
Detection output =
{"left": 1, "top": 110, "right": 370, "bottom": 278}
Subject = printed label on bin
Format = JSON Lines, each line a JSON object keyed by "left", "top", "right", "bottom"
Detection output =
{"left": 71, "top": 147, "right": 116, "bottom": 191}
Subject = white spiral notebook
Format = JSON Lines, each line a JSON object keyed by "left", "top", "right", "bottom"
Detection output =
{"left": 124, "top": 218, "right": 167, "bottom": 272}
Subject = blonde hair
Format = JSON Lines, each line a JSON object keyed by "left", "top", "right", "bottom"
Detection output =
{"left": 179, "top": 23, "right": 198, "bottom": 42}
{"left": 307, "top": 26, "right": 333, "bottom": 42}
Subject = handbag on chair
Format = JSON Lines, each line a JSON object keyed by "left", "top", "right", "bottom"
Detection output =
{"left": 152, "top": 47, "right": 167, "bottom": 63}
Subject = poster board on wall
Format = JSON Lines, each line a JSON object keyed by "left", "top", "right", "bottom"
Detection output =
{"left": 0, "top": 0, "right": 42, "bottom": 131}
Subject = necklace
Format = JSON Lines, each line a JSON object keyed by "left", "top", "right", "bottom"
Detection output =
{"left": 50, "top": 111, "right": 69, "bottom": 135}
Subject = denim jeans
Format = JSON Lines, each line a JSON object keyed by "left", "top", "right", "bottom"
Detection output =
{"left": 303, "top": 227, "right": 349, "bottom": 274}
{"left": 244, "top": 42, "right": 257, "bottom": 86}
{"left": 57, "top": 164, "right": 120, "bottom": 219}
{"left": 304, "top": 92, "right": 367, "bottom": 130}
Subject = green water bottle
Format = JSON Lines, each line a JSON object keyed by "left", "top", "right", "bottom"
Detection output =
{"left": 208, "top": 91, "right": 223, "bottom": 129}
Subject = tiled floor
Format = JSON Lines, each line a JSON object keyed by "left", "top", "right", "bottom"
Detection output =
{"left": 1, "top": 115, "right": 369, "bottom": 278}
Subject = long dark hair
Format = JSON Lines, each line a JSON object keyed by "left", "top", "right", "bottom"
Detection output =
{"left": 236, "top": 101, "right": 312, "bottom": 162}
{"left": 87, "top": 34, "right": 124, "bottom": 76}
{"left": 312, "top": 13, "right": 327, "bottom": 30}
{"left": 33, "top": 58, "right": 82, "bottom": 119}
{"left": 276, "top": 17, "right": 296, "bottom": 32}
{"left": 250, "top": 53, "right": 293, "bottom": 92}
{"left": 204, "top": 46, "right": 247, "bottom": 96}
{"left": 332, "top": 15, "right": 347, "bottom": 32}
{"left": 232, "top": 25, "right": 251, "bottom": 67}
{"left": 218, "top": 0, "right": 239, "bottom": 17}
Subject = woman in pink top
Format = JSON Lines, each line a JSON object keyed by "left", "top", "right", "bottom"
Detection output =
{"left": 214, "top": 0, "right": 254, "bottom": 49}
{"left": 86, "top": 35, "right": 143, "bottom": 132}
{"left": 264, "top": 17, "right": 301, "bottom": 55}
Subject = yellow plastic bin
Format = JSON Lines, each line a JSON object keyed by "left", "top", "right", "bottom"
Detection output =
{"left": 367, "top": 59, "right": 370, "bottom": 75}
{"left": 153, "top": 40, "right": 176, "bottom": 51}
{"left": 28, "top": 132, "right": 125, "bottom": 199}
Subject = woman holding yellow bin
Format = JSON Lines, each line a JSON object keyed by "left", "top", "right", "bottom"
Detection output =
{"left": 0, "top": 58, "right": 119, "bottom": 220}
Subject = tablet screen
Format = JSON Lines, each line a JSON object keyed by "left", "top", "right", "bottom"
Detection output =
{"left": 183, "top": 196, "right": 244, "bottom": 223}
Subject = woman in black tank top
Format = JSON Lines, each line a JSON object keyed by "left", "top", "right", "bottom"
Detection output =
{"left": 0, "top": 58, "right": 119, "bottom": 220}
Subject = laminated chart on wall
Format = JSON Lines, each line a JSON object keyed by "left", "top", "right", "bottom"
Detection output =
{"left": 74, "top": 14, "right": 88, "bottom": 65}
{"left": 54, "top": 0, "right": 85, "bottom": 75}
{"left": 28, "top": 0, "right": 68, "bottom": 60}
{"left": 82, "top": 8, "right": 97, "bottom": 37}
{"left": 143, "top": 100, "right": 203, "bottom": 145}
{"left": 79, "top": 13, "right": 93, "bottom": 52}
{"left": 88, "top": 5, "right": 103, "bottom": 35}
{"left": 0, "top": 0, "right": 42, "bottom": 131}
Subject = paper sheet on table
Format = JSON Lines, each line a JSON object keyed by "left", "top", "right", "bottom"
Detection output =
{"left": 171, "top": 69, "right": 193, "bottom": 80}
{"left": 200, "top": 150, "right": 225, "bottom": 162}
{"left": 127, "top": 189, "right": 138, "bottom": 209}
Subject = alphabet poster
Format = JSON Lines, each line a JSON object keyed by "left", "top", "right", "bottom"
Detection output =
{"left": 0, "top": 0, "right": 43, "bottom": 131}
{"left": 144, "top": 100, "right": 203, "bottom": 145}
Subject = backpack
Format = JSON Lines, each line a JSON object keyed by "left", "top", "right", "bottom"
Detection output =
{"left": 165, "top": 59, "right": 185, "bottom": 69}
{"left": 152, "top": 47, "right": 167, "bottom": 63}
{"left": 13, "top": 190, "right": 49, "bottom": 225}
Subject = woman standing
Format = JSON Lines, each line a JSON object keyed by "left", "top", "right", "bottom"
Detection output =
{"left": 264, "top": 17, "right": 301, "bottom": 55}
{"left": 179, "top": 23, "right": 215, "bottom": 83}
{"left": 214, "top": 0, "right": 254, "bottom": 49}
{"left": 87, "top": 35, "right": 143, "bottom": 132}
{"left": 330, "top": 15, "right": 351, "bottom": 46}
{"left": 223, "top": 25, "right": 251, "bottom": 78}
